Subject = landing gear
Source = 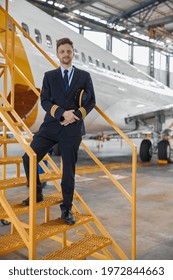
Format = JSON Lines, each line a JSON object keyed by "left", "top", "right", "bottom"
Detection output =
{"left": 139, "top": 139, "right": 171, "bottom": 162}
{"left": 139, "top": 112, "right": 171, "bottom": 162}
{"left": 158, "top": 140, "right": 171, "bottom": 161}
{"left": 139, "top": 139, "right": 152, "bottom": 162}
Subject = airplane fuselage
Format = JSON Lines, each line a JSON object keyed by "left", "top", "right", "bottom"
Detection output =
{"left": 1, "top": 0, "right": 173, "bottom": 135}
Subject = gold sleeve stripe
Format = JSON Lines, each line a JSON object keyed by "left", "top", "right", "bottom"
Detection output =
{"left": 50, "top": 105, "right": 59, "bottom": 117}
{"left": 79, "top": 107, "right": 86, "bottom": 119}
{"left": 79, "top": 89, "right": 84, "bottom": 107}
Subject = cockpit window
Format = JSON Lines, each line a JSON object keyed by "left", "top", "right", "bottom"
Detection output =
{"left": 46, "top": 35, "right": 52, "bottom": 48}
{"left": 21, "top": 23, "right": 30, "bottom": 36}
{"left": 81, "top": 52, "right": 86, "bottom": 63}
{"left": 8, "top": 19, "right": 12, "bottom": 31}
{"left": 88, "top": 56, "right": 93, "bottom": 64}
{"left": 96, "top": 59, "right": 100, "bottom": 67}
{"left": 74, "top": 49, "right": 79, "bottom": 60}
{"left": 34, "top": 29, "right": 42, "bottom": 44}
{"left": 102, "top": 62, "right": 105, "bottom": 68}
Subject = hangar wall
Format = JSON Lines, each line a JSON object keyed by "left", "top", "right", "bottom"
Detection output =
{"left": 84, "top": 31, "right": 173, "bottom": 91}
{"left": 134, "top": 63, "right": 173, "bottom": 90}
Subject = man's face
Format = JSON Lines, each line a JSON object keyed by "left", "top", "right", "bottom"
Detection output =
{"left": 57, "top": 43, "right": 74, "bottom": 66}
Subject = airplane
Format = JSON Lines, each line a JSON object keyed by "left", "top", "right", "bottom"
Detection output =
{"left": 1, "top": 0, "right": 173, "bottom": 163}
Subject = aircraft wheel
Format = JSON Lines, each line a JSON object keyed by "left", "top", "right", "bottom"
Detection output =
{"left": 139, "top": 139, "right": 152, "bottom": 162}
{"left": 158, "top": 140, "right": 171, "bottom": 161}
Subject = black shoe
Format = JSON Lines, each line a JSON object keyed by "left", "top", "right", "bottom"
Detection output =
{"left": 22, "top": 193, "right": 43, "bottom": 206}
{"left": 61, "top": 209, "right": 75, "bottom": 225}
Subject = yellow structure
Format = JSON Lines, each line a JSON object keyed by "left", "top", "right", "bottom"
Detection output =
{"left": 0, "top": 1, "right": 137, "bottom": 260}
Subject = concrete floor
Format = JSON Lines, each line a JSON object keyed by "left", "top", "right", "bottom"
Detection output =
{"left": 0, "top": 138, "right": 173, "bottom": 260}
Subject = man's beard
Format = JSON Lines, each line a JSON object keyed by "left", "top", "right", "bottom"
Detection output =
{"left": 61, "top": 57, "right": 72, "bottom": 65}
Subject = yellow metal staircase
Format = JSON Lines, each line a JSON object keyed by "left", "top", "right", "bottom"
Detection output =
{"left": 0, "top": 2, "right": 137, "bottom": 260}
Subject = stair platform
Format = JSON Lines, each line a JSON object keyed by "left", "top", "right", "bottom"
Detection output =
{"left": 0, "top": 137, "right": 31, "bottom": 144}
{"left": 0, "top": 156, "right": 22, "bottom": 165}
{"left": 0, "top": 193, "right": 63, "bottom": 219}
{"left": 0, "top": 172, "right": 61, "bottom": 190}
{"left": 0, "top": 155, "right": 50, "bottom": 165}
{"left": 40, "top": 234, "right": 111, "bottom": 260}
{"left": 0, "top": 213, "right": 93, "bottom": 256}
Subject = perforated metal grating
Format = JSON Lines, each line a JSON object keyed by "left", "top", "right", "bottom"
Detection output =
{"left": 0, "top": 172, "right": 61, "bottom": 190}
{"left": 0, "top": 193, "right": 63, "bottom": 219}
{"left": 40, "top": 234, "right": 111, "bottom": 260}
{"left": 0, "top": 213, "right": 93, "bottom": 256}
{"left": 35, "top": 213, "right": 93, "bottom": 241}
{"left": 0, "top": 156, "right": 22, "bottom": 165}
{"left": 0, "top": 231, "right": 25, "bottom": 256}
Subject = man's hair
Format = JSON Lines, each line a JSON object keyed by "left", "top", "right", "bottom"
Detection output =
{"left": 56, "top": 38, "right": 74, "bottom": 52}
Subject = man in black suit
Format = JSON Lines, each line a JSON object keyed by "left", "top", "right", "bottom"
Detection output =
{"left": 22, "top": 38, "right": 96, "bottom": 225}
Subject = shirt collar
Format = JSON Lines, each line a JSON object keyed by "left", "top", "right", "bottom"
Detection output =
{"left": 60, "top": 65, "right": 73, "bottom": 75}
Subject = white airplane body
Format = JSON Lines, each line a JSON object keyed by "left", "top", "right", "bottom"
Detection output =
{"left": 1, "top": 0, "right": 173, "bottom": 161}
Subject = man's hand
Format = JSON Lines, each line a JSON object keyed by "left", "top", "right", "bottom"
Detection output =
{"left": 60, "top": 110, "right": 79, "bottom": 126}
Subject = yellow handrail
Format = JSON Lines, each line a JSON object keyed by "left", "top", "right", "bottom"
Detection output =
{"left": 94, "top": 105, "right": 137, "bottom": 260}
{"left": 0, "top": 48, "right": 40, "bottom": 97}
{"left": 0, "top": 6, "right": 58, "bottom": 69}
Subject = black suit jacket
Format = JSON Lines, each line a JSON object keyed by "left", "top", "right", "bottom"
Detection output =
{"left": 39, "top": 66, "right": 96, "bottom": 139}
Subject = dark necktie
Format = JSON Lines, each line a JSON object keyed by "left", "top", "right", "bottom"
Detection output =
{"left": 64, "top": 69, "right": 69, "bottom": 92}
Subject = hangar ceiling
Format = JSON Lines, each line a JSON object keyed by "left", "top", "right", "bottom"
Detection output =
{"left": 27, "top": 0, "right": 173, "bottom": 54}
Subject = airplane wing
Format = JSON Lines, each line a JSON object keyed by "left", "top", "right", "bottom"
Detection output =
{"left": 125, "top": 103, "right": 173, "bottom": 126}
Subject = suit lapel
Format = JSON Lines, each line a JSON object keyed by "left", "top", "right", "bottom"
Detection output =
{"left": 56, "top": 68, "right": 66, "bottom": 94}
{"left": 68, "top": 67, "right": 80, "bottom": 95}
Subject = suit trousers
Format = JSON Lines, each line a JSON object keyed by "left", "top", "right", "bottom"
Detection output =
{"left": 22, "top": 128, "right": 81, "bottom": 211}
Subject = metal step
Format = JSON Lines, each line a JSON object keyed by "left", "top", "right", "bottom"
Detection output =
{"left": 0, "top": 231, "right": 25, "bottom": 256}
{"left": 0, "top": 156, "right": 22, "bottom": 165}
{"left": 0, "top": 213, "right": 93, "bottom": 256}
{"left": 0, "top": 155, "right": 49, "bottom": 165}
{"left": 0, "top": 172, "right": 61, "bottom": 190}
{"left": 0, "top": 137, "right": 31, "bottom": 144}
{"left": 0, "top": 193, "right": 63, "bottom": 219}
{"left": 40, "top": 234, "right": 112, "bottom": 260}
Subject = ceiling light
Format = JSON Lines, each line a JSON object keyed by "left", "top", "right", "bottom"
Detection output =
{"left": 54, "top": 3, "right": 65, "bottom": 9}
{"left": 115, "top": 25, "right": 126, "bottom": 31}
